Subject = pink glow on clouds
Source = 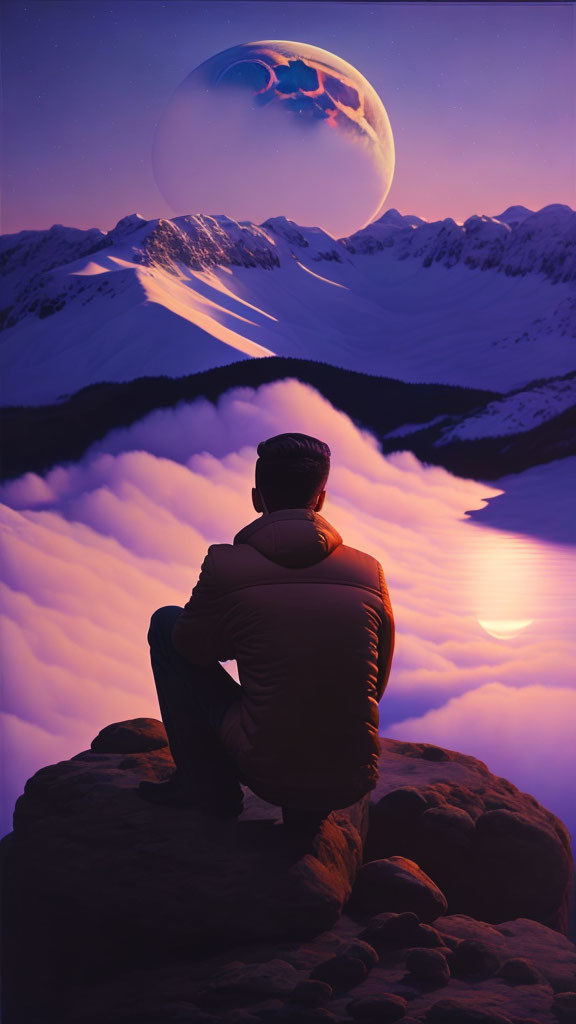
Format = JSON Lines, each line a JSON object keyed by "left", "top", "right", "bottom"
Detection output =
{"left": 1, "top": 380, "right": 575, "bottom": 837}
{"left": 388, "top": 683, "right": 576, "bottom": 823}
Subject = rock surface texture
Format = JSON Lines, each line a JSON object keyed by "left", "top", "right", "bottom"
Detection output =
{"left": 4, "top": 718, "right": 369, "bottom": 957}
{"left": 366, "top": 739, "right": 573, "bottom": 934}
{"left": 2, "top": 719, "right": 574, "bottom": 1024}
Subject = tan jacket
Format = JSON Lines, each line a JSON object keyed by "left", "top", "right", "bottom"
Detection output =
{"left": 172, "top": 508, "right": 395, "bottom": 810}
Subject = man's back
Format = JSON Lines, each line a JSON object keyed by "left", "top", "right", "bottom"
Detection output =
{"left": 173, "top": 507, "right": 395, "bottom": 811}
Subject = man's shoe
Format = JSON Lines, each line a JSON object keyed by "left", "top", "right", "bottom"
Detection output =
{"left": 138, "top": 775, "right": 243, "bottom": 816}
{"left": 203, "top": 791, "right": 244, "bottom": 818}
{"left": 138, "top": 776, "right": 202, "bottom": 808}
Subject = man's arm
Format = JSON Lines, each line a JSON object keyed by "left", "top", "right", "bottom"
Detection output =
{"left": 376, "top": 561, "right": 395, "bottom": 702}
{"left": 171, "top": 546, "right": 234, "bottom": 665}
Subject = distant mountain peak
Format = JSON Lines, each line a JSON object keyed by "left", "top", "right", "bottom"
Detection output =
{"left": 263, "top": 215, "right": 295, "bottom": 226}
{"left": 538, "top": 203, "right": 574, "bottom": 215}
{"left": 493, "top": 205, "right": 534, "bottom": 225}
{"left": 375, "top": 208, "right": 408, "bottom": 226}
{"left": 111, "top": 213, "right": 149, "bottom": 236}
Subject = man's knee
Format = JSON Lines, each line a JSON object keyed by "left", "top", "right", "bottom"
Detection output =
{"left": 148, "top": 605, "right": 183, "bottom": 646}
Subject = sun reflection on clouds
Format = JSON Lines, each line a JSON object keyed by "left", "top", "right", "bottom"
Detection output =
{"left": 478, "top": 619, "right": 534, "bottom": 640}
{"left": 467, "top": 528, "right": 544, "bottom": 635}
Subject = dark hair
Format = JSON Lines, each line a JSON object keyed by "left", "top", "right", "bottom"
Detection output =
{"left": 255, "top": 432, "right": 331, "bottom": 512}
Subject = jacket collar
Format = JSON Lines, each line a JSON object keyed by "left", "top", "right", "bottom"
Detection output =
{"left": 234, "top": 508, "right": 343, "bottom": 569}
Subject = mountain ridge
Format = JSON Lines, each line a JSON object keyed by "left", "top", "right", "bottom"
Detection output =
{"left": 3, "top": 203, "right": 574, "bottom": 285}
{"left": 1, "top": 204, "right": 575, "bottom": 405}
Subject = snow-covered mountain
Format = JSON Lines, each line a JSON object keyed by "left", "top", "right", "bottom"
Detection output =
{"left": 1, "top": 204, "right": 575, "bottom": 405}
{"left": 434, "top": 371, "right": 576, "bottom": 444}
{"left": 383, "top": 370, "right": 576, "bottom": 443}
{"left": 380, "top": 368, "right": 576, "bottom": 474}
{"left": 344, "top": 204, "right": 576, "bottom": 281}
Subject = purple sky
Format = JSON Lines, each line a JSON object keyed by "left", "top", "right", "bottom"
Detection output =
{"left": 1, "top": 1, "right": 575, "bottom": 235}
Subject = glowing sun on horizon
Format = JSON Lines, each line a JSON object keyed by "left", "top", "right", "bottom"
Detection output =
{"left": 478, "top": 618, "right": 534, "bottom": 640}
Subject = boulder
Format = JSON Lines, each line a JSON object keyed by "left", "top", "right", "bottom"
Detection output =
{"left": 405, "top": 947, "right": 451, "bottom": 986}
{"left": 309, "top": 954, "right": 369, "bottom": 989}
{"left": 91, "top": 717, "right": 169, "bottom": 753}
{"left": 196, "top": 959, "right": 299, "bottom": 1000}
{"left": 224, "top": 1013, "right": 262, "bottom": 1024}
{"left": 347, "top": 993, "right": 408, "bottom": 1021}
{"left": 360, "top": 911, "right": 437, "bottom": 951}
{"left": 424, "top": 1000, "right": 513, "bottom": 1023}
{"left": 347, "top": 856, "right": 448, "bottom": 922}
{"left": 288, "top": 981, "right": 333, "bottom": 1007}
{"left": 259, "top": 1010, "right": 340, "bottom": 1023}
{"left": 366, "top": 738, "right": 574, "bottom": 933}
{"left": 497, "top": 958, "right": 542, "bottom": 986}
{"left": 343, "top": 940, "right": 379, "bottom": 968}
{"left": 553, "top": 992, "right": 576, "bottom": 1023}
{"left": 449, "top": 938, "right": 502, "bottom": 978}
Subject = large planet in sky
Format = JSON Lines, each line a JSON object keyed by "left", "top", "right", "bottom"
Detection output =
{"left": 153, "top": 40, "right": 395, "bottom": 238}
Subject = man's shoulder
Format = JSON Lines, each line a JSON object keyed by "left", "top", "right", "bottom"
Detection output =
{"left": 336, "top": 544, "right": 381, "bottom": 569}
{"left": 325, "top": 544, "right": 392, "bottom": 612}
{"left": 338, "top": 542, "right": 382, "bottom": 570}
{"left": 203, "top": 541, "right": 257, "bottom": 573}
{"left": 335, "top": 543, "right": 385, "bottom": 588}
{"left": 206, "top": 541, "right": 242, "bottom": 562}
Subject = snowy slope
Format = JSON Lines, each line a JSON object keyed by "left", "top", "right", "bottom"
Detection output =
{"left": 1, "top": 205, "right": 575, "bottom": 405}
{"left": 345, "top": 203, "right": 576, "bottom": 280}
{"left": 436, "top": 372, "right": 576, "bottom": 443}
{"left": 383, "top": 371, "right": 576, "bottom": 445}
{"left": 0, "top": 222, "right": 108, "bottom": 295}
{"left": 492, "top": 206, "right": 534, "bottom": 227}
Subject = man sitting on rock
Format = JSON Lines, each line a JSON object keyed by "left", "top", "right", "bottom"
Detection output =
{"left": 139, "top": 432, "right": 395, "bottom": 833}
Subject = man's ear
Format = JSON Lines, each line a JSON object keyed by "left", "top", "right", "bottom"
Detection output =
{"left": 314, "top": 489, "right": 326, "bottom": 512}
{"left": 252, "top": 487, "right": 264, "bottom": 513}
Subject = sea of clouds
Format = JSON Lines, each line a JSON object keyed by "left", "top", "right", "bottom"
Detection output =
{"left": 1, "top": 378, "right": 575, "bottom": 838}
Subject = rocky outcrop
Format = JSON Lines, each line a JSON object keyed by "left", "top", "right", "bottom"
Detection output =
{"left": 366, "top": 739, "right": 573, "bottom": 934}
{"left": 4, "top": 718, "right": 369, "bottom": 967}
{"left": 2, "top": 720, "right": 574, "bottom": 1024}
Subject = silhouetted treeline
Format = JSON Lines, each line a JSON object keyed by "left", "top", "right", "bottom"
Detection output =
{"left": 1, "top": 355, "right": 573, "bottom": 481}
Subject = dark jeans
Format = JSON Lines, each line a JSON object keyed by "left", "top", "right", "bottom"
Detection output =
{"left": 148, "top": 605, "right": 332, "bottom": 829}
{"left": 148, "top": 606, "right": 243, "bottom": 802}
